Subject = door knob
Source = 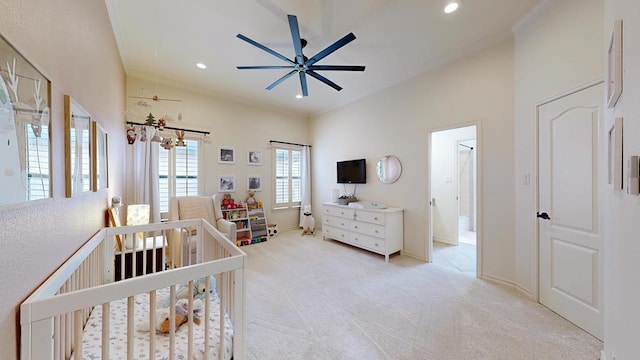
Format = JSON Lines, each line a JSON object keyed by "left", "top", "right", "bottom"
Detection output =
{"left": 536, "top": 212, "right": 551, "bottom": 220}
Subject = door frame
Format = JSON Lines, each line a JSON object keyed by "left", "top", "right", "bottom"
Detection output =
{"left": 426, "top": 120, "right": 482, "bottom": 278}
{"left": 533, "top": 78, "right": 604, "bottom": 302}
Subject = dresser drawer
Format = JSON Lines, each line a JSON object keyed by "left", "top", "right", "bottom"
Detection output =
{"left": 324, "top": 215, "right": 351, "bottom": 230}
{"left": 323, "top": 205, "right": 355, "bottom": 219}
{"left": 350, "top": 233, "right": 385, "bottom": 252}
{"left": 323, "top": 226, "right": 349, "bottom": 242}
{"left": 350, "top": 221, "right": 385, "bottom": 238}
{"left": 354, "top": 210, "right": 385, "bottom": 225}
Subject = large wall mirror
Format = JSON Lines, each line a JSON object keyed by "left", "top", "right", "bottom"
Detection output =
{"left": 64, "top": 95, "right": 92, "bottom": 197}
{"left": 0, "top": 33, "right": 52, "bottom": 207}
{"left": 377, "top": 155, "right": 402, "bottom": 184}
{"left": 91, "top": 121, "right": 108, "bottom": 191}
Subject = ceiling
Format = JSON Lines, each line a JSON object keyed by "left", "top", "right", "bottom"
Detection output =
{"left": 105, "top": 0, "right": 540, "bottom": 116}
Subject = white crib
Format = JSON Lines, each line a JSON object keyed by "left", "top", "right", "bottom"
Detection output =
{"left": 20, "top": 219, "right": 246, "bottom": 360}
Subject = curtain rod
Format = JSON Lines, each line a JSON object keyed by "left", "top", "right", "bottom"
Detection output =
{"left": 269, "top": 140, "right": 312, "bottom": 147}
{"left": 126, "top": 121, "right": 210, "bottom": 136}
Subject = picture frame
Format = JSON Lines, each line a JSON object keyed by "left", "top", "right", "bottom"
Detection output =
{"left": 64, "top": 95, "right": 92, "bottom": 197}
{"left": 91, "top": 121, "right": 109, "bottom": 191}
{"left": 0, "top": 32, "right": 52, "bottom": 206}
{"left": 218, "top": 175, "right": 236, "bottom": 192}
{"left": 248, "top": 176, "right": 262, "bottom": 191}
{"left": 247, "top": 149, "right": 263, "bottom": 166}
{"left": 608, "top": 117, "right": 623, "bottom": 190}
{"left": 218, "top": 147, "right": 235, "bottom": 164}
{"left": 607, "top": 20, "right": 623, "bottom": 109}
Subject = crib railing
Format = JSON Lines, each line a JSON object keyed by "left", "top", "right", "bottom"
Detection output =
{"left": 20, "top": 219, "right": 246, "bottom": 360}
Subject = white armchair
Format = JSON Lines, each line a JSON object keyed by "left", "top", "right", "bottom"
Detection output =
{"left": 168, "top": 194, "right": 237, "bottom": 267}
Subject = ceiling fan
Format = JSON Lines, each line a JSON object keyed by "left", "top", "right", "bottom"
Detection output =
{"left": 236, "top": 14, "right": 365, "bottom": 97}
{"left": 129, "top": 94, "right": 182, "bottom": 103}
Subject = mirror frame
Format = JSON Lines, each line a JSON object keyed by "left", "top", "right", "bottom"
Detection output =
{"left": 376, "top": 155, "right": 402, "bottom": 184}
{"left": 64, "top": 95, "right": 92, "bottom": 197}
{"left": 0, "top": 32, "right": 52, "bottom": 207}
{"left": 91, "top": 121, "right": 108, "bottom": 191}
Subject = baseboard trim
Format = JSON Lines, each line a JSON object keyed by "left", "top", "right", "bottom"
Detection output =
{"left": 480, "top": 273, "right": 516, "bottom": 289}
{"left": 401, "top": 251, "right": 426, "bottom": 262}
{"left": 515, "top": 284, "right": 533, "bottom": 299}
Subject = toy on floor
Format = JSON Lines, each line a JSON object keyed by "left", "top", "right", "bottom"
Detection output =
{"left": 301, "top": 205, "right": 315, "bottom": 235}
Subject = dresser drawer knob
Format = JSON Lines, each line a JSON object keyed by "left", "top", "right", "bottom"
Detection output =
{"left": 374, "top": 217, "right": 379, "bottom": 221}
{"left": 375, "top": 243, "right": 379, "bottom": 247}
{"left": 354, "top": 225, "right": 358, "bottom": 229}
{"left": 374, "top": 230, "right": 379, "bottom": 234}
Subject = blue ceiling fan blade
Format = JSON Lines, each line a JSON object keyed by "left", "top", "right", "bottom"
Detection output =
{"left": 266, "top": 70, "right": 297, "bottom": 90}
{"left": 309, "top": 65, "right": 365, "bottom": 71}
{"left": 237, "top": 66, "right": 296, "bottom": 70}
{"left": 237, "top": 34, "right": 295, "bottom": 65}
{"left": 305, "top": 33, "right": 357, "bottom": 67}
{"left": 306, "top": 71, "right": 342, "bottom": 91}
{"left": 287, "top": 15, "right": 305, "bottom": 65}
{"left": 299, "top": 72, "right": 308, "bottom": 96}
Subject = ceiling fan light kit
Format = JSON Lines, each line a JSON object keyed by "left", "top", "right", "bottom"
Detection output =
{"left": 236, "top": 14, "right": 365, "bottom": 97}
{"left": 444, "top": 1, "right": 461, "bottom": 14}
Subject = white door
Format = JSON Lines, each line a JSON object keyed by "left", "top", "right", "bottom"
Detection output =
{"left": 538, "top": 82, "right": 603, "bottom": 340}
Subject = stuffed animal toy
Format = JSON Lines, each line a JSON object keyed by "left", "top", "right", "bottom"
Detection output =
{"left": 157, "top": 298, "right": 204, "bottom": 333}
{"left": 246, "top": 190, "right": 257, "bottom": 208}
{"left": 301, "top": 205, "right": 315, "bottom": 235}
{"left": 157, "top": 276, "right": 217, "bottom": 308}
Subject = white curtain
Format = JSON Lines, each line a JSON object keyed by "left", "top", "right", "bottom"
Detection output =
{"left": 299, "top": 145, "right": 312, "bottom": 227}
{"left": 131, "top": 126, "right": 161, "bottom": 223}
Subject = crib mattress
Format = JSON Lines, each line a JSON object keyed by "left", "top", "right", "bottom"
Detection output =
{"left": 76, "top": 287, "right": 233, "bottom": 360}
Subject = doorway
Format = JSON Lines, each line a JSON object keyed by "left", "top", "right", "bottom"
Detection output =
{"left": 429, "top": 124, "right": 478, "bottom": 275}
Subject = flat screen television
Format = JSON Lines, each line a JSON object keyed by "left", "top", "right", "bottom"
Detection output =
{"left": 337, "top": 158, "right": 366, "bottom": 184}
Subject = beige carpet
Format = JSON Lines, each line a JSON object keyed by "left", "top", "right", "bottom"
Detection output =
{"left": 242, "top": 230, "right": 602, "bottom": 360}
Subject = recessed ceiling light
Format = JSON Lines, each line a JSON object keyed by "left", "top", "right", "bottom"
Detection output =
{"left": 295, "top": 94, "right": 303, "bottom": 99}
{"left": 196, "top": 63, "right": 207, "bottom": 69}
{"left": 444, "top": 1, "right": 460, "bottom": 14}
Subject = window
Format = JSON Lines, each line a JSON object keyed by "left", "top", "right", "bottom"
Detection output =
{"left": 159, "top": 139, "right": 199, "bottom": 214}
{"left": 273, "top": 146, "right": 301, "bottom": 209}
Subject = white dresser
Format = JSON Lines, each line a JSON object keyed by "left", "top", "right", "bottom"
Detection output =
{"left": 321, "top": 202, "right": 403, "bottom": 262}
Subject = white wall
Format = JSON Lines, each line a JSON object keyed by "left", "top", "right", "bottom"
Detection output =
{"left": 0, "top": 0, "right": 126, "bottom": 357}
{"left": 603, "top": 0, "right": 640, "bottom": 358}
{"left": 311, "top": 39, "right": 515, "bottom": 283}
{"left": 125, "top": 77, "right": 310, "bottom": 230}
{"left": 431, "top": 126, "right": 476, "bottom": 245}
{"left": 513, "top": 0, "right": 603, "bottom": 296}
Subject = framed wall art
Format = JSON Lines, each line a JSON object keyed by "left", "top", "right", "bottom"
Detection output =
{"left": 64, "top": 95, "right": 92, "bottom": 197}
{"left": 218, "top": 175, "right": 236, "bottom": 192}
{"left": 91, "top": 121, "right": 108, "bottom": 191}
{"left": 608, "top": 117, "right": 623, "bottom": 190}
{"left": 248, "top": 176, "right": 262, "bottom": 191}
{"left": 607, "top": 20, "right": 623, "bottom": 109}
{"left": 247, "top": 149, "right": 262, "bottom": 165}
{"left": 0, "top": 32, "right": 52, "bottom": 207}
{"left": 219, "top": 147, "right": 235, "bottom": 164}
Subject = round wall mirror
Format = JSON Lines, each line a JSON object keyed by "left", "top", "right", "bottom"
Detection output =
{"left": 377, "top": 155, "right": 402, "bottom": 184}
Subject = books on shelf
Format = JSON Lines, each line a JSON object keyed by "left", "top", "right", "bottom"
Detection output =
{"left": 222, "top": 204, "right": 268, "bottom": 247}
